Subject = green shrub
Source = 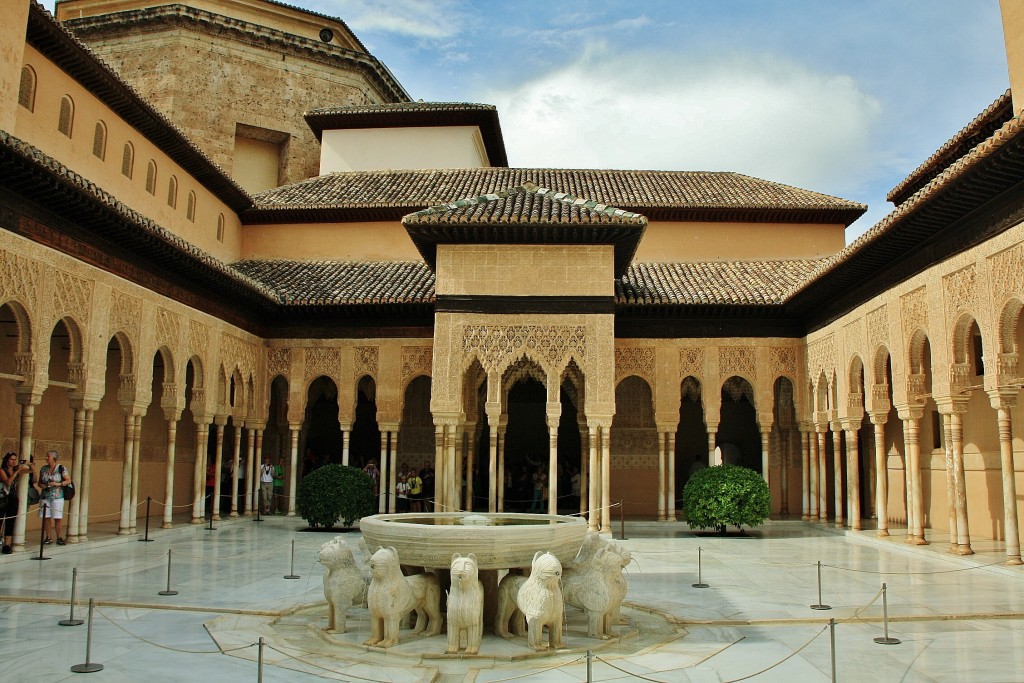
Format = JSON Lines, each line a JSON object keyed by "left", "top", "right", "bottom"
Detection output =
{"left": 682, "top": 464, "right": 769, "bottom": 534}
{"left": 296, "top": 464, "right": 375, "bottom": 528}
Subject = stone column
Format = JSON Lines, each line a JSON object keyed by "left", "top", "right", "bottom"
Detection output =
{"left": 601, "top": 422, "right": 612, "bottom": 534}
{"left": 78, "top": 408, "right": 96, "bottom": 541}
{"left": 989, "top": 391, "right": 1022, "bottom": 564}
{"left": 392, "top": 430, "right": 401, "bottom": 513}
{"left": 941, "top": 411, "right": 958, "bottom": 553}
{"left": 816, "top": 428, "right": 828, "bottom": 520}
{"left": 162, "top": 411, "right": 180, "bottom": 528}
{"left": 579, "top": 422, "right": 589, "bottom": 516}
{"left": 807, "top": 426, "right": 818, "bottom": 519}
{"left": 869, "top": 413, "right": 888, "bottom": 536}
{"left": 118, "top": 411, "right": 136, "bottom": 534}
{"left": 486, "top": 405, "right": 500, "bottom": 513}
{"left": 799, "top": 426, "right": 810, "bottom": 520}
{"left": 706, "top": 422, "right": 719, "bottom": 466}
{"left": 454, "top": 428, "right": 464, "bottom": 511}
{"left": 379, "top": 430, "right": 389, "bottom": 513}
{"left": 230, "top": 425, "right": 243, "bottom": 517}
{"left": 466, "top": 427, "right": 476, "bottom": 512}
{"left": 780, "top": 428, "right": 789, "bottom": 515}
{"left": 211, "top": 418, "right": 226, "bottom": 521}
{"left": 899, "top": 407, "right": 927, "bottom": 544}
{"left": 243, "top": 425, "right": 256, "bottom": 515}
{"left": 340, "top": 425, "right": 350, "bottom": 467}
{"left": 844, "top": 423, "right": 861, "bottom": 530}
{"left": 949, "top": 407, "right": 972, "bottom": 555}
{"left": 191, "top": 422, "right": 209, "bottom": 523}
{"left": 760, "top": 426, "right": 771, "bottom": 489}
{"left": 434, "top": 423, "right": 445, "bottom": 511}
{"left": 129, "top": 413, "right": 144, "bottom": 532}
{"left": 254, "top": 427, "right": 264, "bottom": 513}
{"left": 587, "top": 422, "right": 600, "bottom": 532}
{"left": 667, "top": 431, "right": 677, "bottom": 522}
{"left": 657, "top": 431, "right": 667, "bottom": 521}
{"left": 547, "top": 411, "right": 559, "bottom": 516}
{"left": 67, "top": 406, "right": 86, "bottom": 541}
{"left": 287, "top": 425, "right": 300, "bottom": 516}
{"left": 13, "top": 396, "right": 39, "bottom": 549}
{"left": 498, "top": 422, "right": 508, "bottom": 512}
{"left": 831, "top": 423, "right": 843, "bottom": 528}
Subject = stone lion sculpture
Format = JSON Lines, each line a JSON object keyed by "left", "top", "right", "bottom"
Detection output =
{"left": 496, "top": 551, "right": 564, "bottom": 651}
{"left": 562, "top": 544, "right": 625, "bottom": 639}
{"left": 445, "top": 553, "right": 484, "bottom": 655}
{"left": 364, "top": 546, "right": 442, "bottom": 647}
{"left": 318, "top": 537, "right": 368, "bottom": 633}
{"left": 606, "top": 542, "right": 632, "bottom": 630}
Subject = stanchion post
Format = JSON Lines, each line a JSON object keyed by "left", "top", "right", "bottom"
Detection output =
{"left": 59, "top": 567, "right": 85, "bottom": 626}
{"left": 587, "top": 648, "right": 593, "bottom": 683}
{"left": 829, "top": 618, "right": 837, "bottom": 682}
{"left": 32, "top": 503, "right": 51, "bottom": 561}
{"left": 207, "top": 509, "right": 216, "bottom": 531}
{"left": 139, "top": 496, "right": 153, "bottom": 542}
{"left": 158, "top": 549, "right": 179, "bottom": 596}
{"left": 619, "top": 499, "right": 626, "bottom": 540}
{"left": 873, "top": 582, "right": 901, "bottom": 645}
{"left": 692, "top": 546, "right": 710, "bottom": 588}
{"left": 257, "top": 636, "right": 264, "bottom": 683}
{"left": 810, "top": 560, "right": 832, "bottom": 610}
{"left": 254, "top": 487, "right": 263, "bottom": 523}
{"left": 69, "top": 598, "right": 104, "bottom": 673}
{"left": 284, "top": 539, "right": 300, "bottom": 579}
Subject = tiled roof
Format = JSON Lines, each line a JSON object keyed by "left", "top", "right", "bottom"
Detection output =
{"left": 30, "top": 3, "right": 251, "bottom": 212}
{"left": 249, "top": 168, "right": 866, "bottom": 225}
{"left": 307, "top": 102, "right": 498, "bottom": 117}
{"left": 887, "top": 90, "right": 1013, "bottom": 205}
{"left": 617, "top": 260, "right": 823, "bottom": 306}
{"left": 231, "top": 260, "right": 435, "bottom": 306}
{"left": 403, "top": 184, "right": 647, "bottom": 226}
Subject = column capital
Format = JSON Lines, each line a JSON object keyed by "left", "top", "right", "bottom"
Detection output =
{"left": 867, "top": 411, "right": 888, "bottom": 426}
{"left": 13, "top": 390, "right": 42, "bottom": 406}
{"left": 894, "top": 403, "right": 924, "bottom": 421}
{"left": 839, "top": 419, "right": 861, "bottom": 432}
{"left": 655, "top": 422, "right": 679, "bottom": 434}
{"left": 987, "top": 389, "right": 1019, "bottom": 411}
{"left": 68, "top": 397, "right": 101, "bottom": 412}
{"left": 163, "top": 407, "right": 183, "bottom": 423}
{"left": 121, "top": 402, "right": 148, "bottom": 418}
{"left": 932, "top": 396, "right": 968, "bottom": 415}
{"left": 586, "top": 416, "right": 613, "bottom": 430}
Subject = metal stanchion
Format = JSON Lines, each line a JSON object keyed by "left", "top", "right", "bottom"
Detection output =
{"left": 829, "top": 618, "right": 837, "bottom": 681}
{"left": 158, "top": 549, "right": 179, "bottom": 596}
{"left": 873, "top": 583, "right": 901, "bottom": 645}
{"left": 254, "top": 488, "right": 263, "bottom": 523}
{"left": 692, "top": 546, "right": 710, "bottom": 588}
{"left": 284, "top": 539, "right": 300, "bottom": 579}
{"left": 207, "top": 509, "right": 216, "bottom": 531}
{"left": 139, "top": 496, "right": 153, "bottom": 542}
{"left": 59, "top": 567, "right": 85, "bottom": 626}
{"left": 619, "top": 499, "right": 626, "bottom": 540}
{"left": 257, "top": 636, "right": 265, "bottom": 683}
{"left": 31, "top": 503, "right": 51, "bottom": 561}
{"left": 810, "top": 560, "right": 831, "bottom": 610}
{"left": 69, "top": 598, "right": 104, "bottom": 673}
{"left": 587, "top": 648, "right": 593, "bottom": 683}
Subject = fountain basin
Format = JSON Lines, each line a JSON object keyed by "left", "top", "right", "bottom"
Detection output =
{"left": 360, "top": 512, "right": 587, "bottom": 570}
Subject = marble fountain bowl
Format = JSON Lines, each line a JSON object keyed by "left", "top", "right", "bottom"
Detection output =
{"left": 359, "top": 512, "right": 587, "bottom": 570}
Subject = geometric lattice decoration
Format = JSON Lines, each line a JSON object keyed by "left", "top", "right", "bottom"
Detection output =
{"left": 943, "top": 264, "right": 977, "bottom": 320}
{"left": 719, "top": 346, "right": 756, "bottom": 379}
{"left": 53, "top": 269, "right": 93, "bottom": 326}
{"left": 0, "top": 248, "right": 42, "bottom": 309}
{"left": 866, "top": 305, "right": 888, "bottom": 351}
{"left": 401, "top": 345, "right": 433, "bottom": 387}
{"left": 988, "top": 242, "right": 1024, "bottom": 304}
{"left": 615, "top": 346, "right": 654, "bottom": 384}
{"left": 768, "top": 346, "right": 797, "bottom": 380}
{"left": 305, "top": 347, "right": 340, "bottom": 384}
{"left": 461, "top": 325, "right": 587, "bottom": 374}
{"left": 267, "top": 347, "right": 290, "bottom": 379}
{"left": 900, "top": 286, "right": 928, "bottom": 340}
{"left": 355, "top": 346, "right": 378, "bottom": 380}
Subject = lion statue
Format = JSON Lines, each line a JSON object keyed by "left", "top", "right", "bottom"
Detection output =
{"left": 562, "top": 543, "right": 625, "bottom": 639}
{"left": 496, "top": 551, "right": 564, "bottom": 651}
{"left": 318, "top": 537, "right": 368, "bottom": 633}
{"left": 445, "top": 553, "right": 484, "bottom": 655}
{"left": 364, "top": 546, "right": 442, "bottom": 647}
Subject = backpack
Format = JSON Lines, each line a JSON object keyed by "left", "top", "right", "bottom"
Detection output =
{"left": 59, "top": 464, "right": 75, "bottom": 501}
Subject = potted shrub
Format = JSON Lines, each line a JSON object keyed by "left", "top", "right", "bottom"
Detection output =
{"left": 296, "top": 464, "right": 375, "bottom": 529}
{"left": 682, "top": 464, "right": 769, "bottom": 535}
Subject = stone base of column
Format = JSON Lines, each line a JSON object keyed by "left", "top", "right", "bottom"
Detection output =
{"left": 161, "top": 522, "right": 173, "bottom": 529}
{"left": 955, "top": 544, "right": 974, "bottom": 555}
{"left": 834, "top": 520, "right": 844, "bottom": 528}
{"left": 1003, "top": 556, "right": 1023, "bottom": 566}
{"left": 876, "top": 529, "right": 889, "bottom": 537}
{"left": 286, "top": 511, "right": 296, "bottom": 517}
{"left": 912, "top": 536, "right": 929, "bottom": 545}
{"left": 191, "top": 517, "right": 203, "bottom": 524}
{"left": 117, "top": 528, "right": 132, "bottom": 535}
{"left": 77, "top": 535, "right": 88, "bottom": 543}
{"left": 67, "top": 535, "right": 81, "bottom": 544}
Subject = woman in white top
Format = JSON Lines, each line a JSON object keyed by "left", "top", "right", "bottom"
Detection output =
{"left": 36, "top": 450, "right": 70, "bottom": 545}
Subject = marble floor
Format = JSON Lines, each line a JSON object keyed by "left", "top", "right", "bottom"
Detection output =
{"left": 1, "top": 516, "right": 1022, "bottom": 682}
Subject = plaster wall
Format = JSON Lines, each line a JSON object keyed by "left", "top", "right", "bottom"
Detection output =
{"left": 1001, "top": 0, "right": 1024, "bottom": 115}
{"left": 0, "top": 0, "right": 30, "bottom": 132}
{"left": 634, "top": 220, "right": 845, "bottom": 262}
{"left": 13, "top": 47, "right": 243, "bottom": 262}
{"left": 436, "top": 245, "right": 614, "bottom": 297}
{"left": 320, "top": 127, "right": 488, "bottom": 173}
{"left": 233, "top": 135, "right": 280, "bottom": 195}
{"left": 240, "top": 221, "right": 421, "bottom": 261}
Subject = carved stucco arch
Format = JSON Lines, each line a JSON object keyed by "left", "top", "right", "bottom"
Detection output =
{"left": 907, "top": 328, "right": 931, "bottom": 375}
{"left": 815, "top": 371, "right": 829, "bottom": 413}
{"left": 950, "top": 312, "right": 981, "bottom": 366}
{"left": 997, "top": 297, "right": 1024, "bottom": 355}
{"left": 722, "top": 375, "right": 756, "bottom": 408}
{"left": 681, "top": 375, "right": 703, "bottom": 405}
{"left": 186, "top": 355, "right": 208, "bottom": 418}
{"left": 1, "top": 298, "right": 33, "bottom": 357}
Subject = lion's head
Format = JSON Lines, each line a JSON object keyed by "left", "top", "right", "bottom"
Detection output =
{"left": 450, "top": 553, "right": 479, "bottom": 584}
{"left": 531, "top": 551, "right": 562, "bottom": 584}
{"left": 369, "top": 546, "right": 402, "bottom": 579}
{"left": 318, "top": 538, "right": 355, "bottom": 569}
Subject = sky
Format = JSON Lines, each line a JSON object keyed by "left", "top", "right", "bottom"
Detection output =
{"left": 288, "top": 0, "right": 1010, "bottom": 242}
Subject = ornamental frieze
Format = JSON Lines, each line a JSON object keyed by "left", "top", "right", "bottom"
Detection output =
{"left": 53, "top": 270, "right": 93, "bottom": 327}
{"left": 679, "top": 347, "right": 704, "bottom": 379}
{"left": 402, "top": 346, "right": 433, "bottom": 387}
{"left": 943, "top": 264, "right": 977, "bottom": 321}
{"left": 900, "top": 286, "right": 928, "bottom": 340}
{"left": 615, "top": 346, "right": 654, "bottom": 384}
{"left": 988, "top": 242, "right": 1023, "bottom": 304}
{"left": 109, "top": 290, "right": 142, "bottom": 345}
{"left": 461, "top": 325, "right": 586, "bottom": 374}
{"left": 188, "top": 320, "right": 209, "bottom": 362}
{"left": 266, "top": 348, "right": 290, "bottom": 379}
{"left": 355, "top": 346, "right": 379, "bottom": 379}
{"left": 0, "top": 248, "right": 41, "bottom": 310}
{"left": 719, "top": 346, "right": 756, "bottom": 380}
{"left": 155, "top": 307, "right": 181, "bottom": 350}
{"left": 306, "top": 347, "right": 341, "bottom": 384}
{"left": 866, "top": 305, "right": 888, "bottom": 352}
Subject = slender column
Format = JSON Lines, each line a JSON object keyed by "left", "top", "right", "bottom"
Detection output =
{"left": 254, "top": 428, "right": 264, "bottom": 512}
{"left": 706, "top": 424, "right": 719, "bottom": 466}
{"left": 779, "top": 428, "right": 789, "bottom": 515}
{"left": 162, "top": 415, "right": 179, "bottom": 528}
{"left": 845, "top": 426, "right": 861, "bottom": 530}
{"left": 831, "top": 424, "right": 843, "bottom": 527}
{"left": 808, "top": 428, "right": 818, "bottom": 519}
{"left": 498, "top": 426, "right": 507, "bottom": 512}
{"left": 118, "top": 412, "right": 136, "bottom": 534}
{"left": 942, "top": 412, "right": 958, "bottom": 553}
{"left": 13, "top": 399, "right": 38, "bottom": 549}
{"left": 244, "top": 425, "right": 256, "bottom": 515}
{"left": 67, "top": 407, "right": 86, "bottom": 541}
{"left": 229, "top": 425, "right": 243, "bottom": 517}
{"left": 191, "top": 422, "right": 208, "bottom": 523}
{"left": 657, "top": 432, "right": 667, "bottom": 521}
{"left": 434, "top": 424, "right": 444, "bottom": 511}
{"left": 211, "top": 420, "right": 225, "bottom": 520}
{"left": 901, "top": 411, "right": 927, "bottom": 544}
{"left": 487, "top": 415, "right": 499, "bottom": 513}
{"left": 760, "top": 427, "right": 771, "bottom": 488}
{"left": 453, "top": 429, "right": 464, "bottom": 511}
{"left": 579, "top": 424, "right": 588, "bottom": 516}
{"left": 78, "top": 408, "right": 95, "bottom": 541}
{"left": 800, "top": 427, "right": 810, "bottom": 520}
{"left": 667, "top": 431, "right": 677, "bottom": 521}
{"left": 391, "top": 431, "right": 401, "bottom": 513}
{"left": 127, "top": 413, "right": 142, "bottom": 531}
{"left": 870, "top": 414, "right": 889, "bottom": 536}
{"left": 379, "top": 430, "right": 389, "bottom": 513}
{"left": 816, "top": 429, "right": 828, "bottom": 520}
{"left": 448, "top": 426, "right": 460, "bottom": 511}
{"left": 547, "top": 417, "right": 559, "bottom": 516}
{"left": 587, "top": 423, "right": 599, "bottom": 532}
{"left": 287, "top": 425, "right": 300, "bottom": 515}
{"left": 950, "top": 409, "right": 972, "bottom": 554}
{"left": 466, "top": 428, "right": 476, "bottom": 512}
{"left": 340, "top": 426, "right": 349, "bottom": 467}
{"left": 990, "top": 393, "right": 1022, "bottom": 564}
{"left": 601, "top": 423, "right": 612, "bottom": 534}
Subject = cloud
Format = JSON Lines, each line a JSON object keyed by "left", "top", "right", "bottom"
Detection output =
{"left": 482, "top": 45, "right": 883, "bottom": 197}
{"left": 320, "top": 0, "right": 468, "bottom": 40}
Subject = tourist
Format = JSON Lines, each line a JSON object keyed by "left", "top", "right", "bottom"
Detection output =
{"left": 569, "top": 467, "right": 581, "bottom": 510}
{"left": 1, "top": 452, "right": 32, "bottom": 553}
{"left": 302, "top": 448, "right": 316, "bottom": 477}
{"left": 272, "top": 456, "right": 285, "bottom": 514}
{"left": 204, "top": 461, "right": 216, "bottom": 514}
{"left": 396, "top": 473, "right": 409, "bottom": 512}
{"left": 420, "top": 463, "right": 435, "bottom": 511}
{"left": 362, "top": 459, "right": 380, "bottom": 496}
{"left": 35, "top": 450, "right": 70, "bottom": 545}
{"left": 529, "top": 472, "right": 545, "bottom": 512}
{"left": 259, "top": 455, "right": 274, "bottom": 514}
{"left": 408, "top": 468, "right": 423, "bottom": 512}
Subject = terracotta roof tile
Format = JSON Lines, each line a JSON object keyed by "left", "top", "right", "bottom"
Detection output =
{"left": 231, "top": 259, "right": 435, "bottom": 306}
{"left": 617, "top": 260, "right": 823, "bottom": 306}
{"left": 887, "top": 90, "right": 1013, "bottom": 205}
{"left": 307, "top": 102, "right": 497, "bottom": 117}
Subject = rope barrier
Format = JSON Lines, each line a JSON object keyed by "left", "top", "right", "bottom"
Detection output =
{"left": 822, "top": 558, "right": 1010, "bottom": 575}
{"left": 718, "top": 624, "right": 829, "bottom": 683}
{"left": 94, "top": 606, "right": 258, "bottom": 654}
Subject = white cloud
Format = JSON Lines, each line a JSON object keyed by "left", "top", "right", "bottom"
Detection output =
{"left": 482, "top": 45, "right": 883, "bottom": 197}
{"left": 320, "top": 0, "right": 467, "bottom": 40}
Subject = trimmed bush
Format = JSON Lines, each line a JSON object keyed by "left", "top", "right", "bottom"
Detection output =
{"left": 296, "top": 464, "right": 375, "bottom": 528}
{"left": 682, "top": 464, "right": 770, "bottom": 535}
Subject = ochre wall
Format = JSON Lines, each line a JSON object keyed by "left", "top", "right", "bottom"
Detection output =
{"left": 436, "top": 245, "right": 614, "bottom": 297}
{"left": 240, "top": 221, "right": 422, "bottom": 261}
{"left": 1001, "top": 0, "right": 1024, "bottom": 115}
{"left": 634, "top": 220, "right": 845, "bottom": 262}
{"left": 321, "top": 127, "right": 488, "bottom": 173}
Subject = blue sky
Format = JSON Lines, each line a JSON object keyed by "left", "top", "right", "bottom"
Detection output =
{"left": 297, "top": 0, "right": 1010, "bottom": 242}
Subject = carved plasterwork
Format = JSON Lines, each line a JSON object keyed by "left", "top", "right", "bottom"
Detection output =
{"left": 0, "top": 248, "right": 41, "bottom": 309}
{"left": 52, "top": 270, "right": 93, "bottom": 326}
{"left": 843, "top": 320, "right": 864, "bottom": 358}
{"left": 768, "top": 346, "right": 797, "bottom": 380}
{"left": 901, "top": 287, "right": 928, "bottom": 339}
{"left": 806, "top": 334, "right": 836, "bottom": 380}
{"left": 155, "top": 307, "right": 181, "bottom": 347}
{"left": 401, "top": 346, "right": 433, "bottom": 387}
{"left": 355, "top": 346, "right": 379, "bottom": 379}
{"left": 109, "top": 290, "right": 141, "bottom": 340}
{"left": 615, "top": 346, "right": 654, "bottom": 384}
{"left": 866, "top": 305, "right": 888, "bottom": 350}
{"left": 943, "top": 264, "right": 977, "bottom": 320}
{"left": 461, "top": 325, "right": 587, "bottom": 374}
{"left": 719, "top": 346, "right": 755, "bottom": 380}
{"left": 989, "top": 242, "right": 1024, "bottom": 303}
{"left": 221, "top": 333, "right": 256, "bottom": 378}
{"left": 306, "top": 347, "right": 341, "bottom": 384}
{"left": 722, "top": 376, "right": 755, "bottom": 404}
{"left": 188, "top": 320, "right": 209, "bottom": 360}
{"left": 681, "top": 375, "right": 701, "bottom": 402}
{"left": 267, "top": 348, "right": 290, "bottom": 379}
{"left": 679, "top": 347, "right": 704, "bottom": 379}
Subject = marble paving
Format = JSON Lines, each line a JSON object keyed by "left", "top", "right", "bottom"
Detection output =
{"left": 1, "top": 517, "right": 1022, "bottom": 682}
